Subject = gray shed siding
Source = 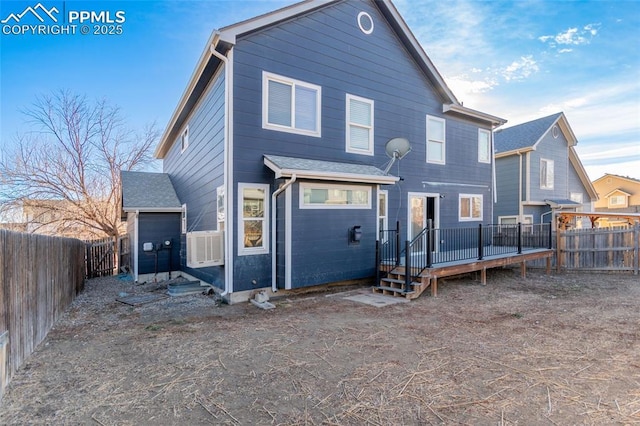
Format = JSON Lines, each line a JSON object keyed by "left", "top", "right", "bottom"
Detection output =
{"left": 163, "top": 68, "right": 226, "bottom": 287}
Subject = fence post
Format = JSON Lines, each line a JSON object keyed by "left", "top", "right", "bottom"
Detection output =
{"left": 635, "top": 222, "right": 639, "bottom": 275}
{"left": 395, "top": 221, "right": 401, "bottom": 267}
{"left": 426, "top": 220, "right": 433, "bottom": 268}
{"left": 478, "top": 223, "right": 484, "bottom": 260}
{"left": 405, "top": 240, "right": 411, "bottom": 293}
{"left": 517, "top": 222, "right": 522, "bottom": 254}
{"left": 548, "top": 222, "right": 553, "bottom": 249}
{"left": 0, "top": 331, "right": 7, "bottom": 401}
{"left": 375, "top": 240, "right": 380, "bottom": 286}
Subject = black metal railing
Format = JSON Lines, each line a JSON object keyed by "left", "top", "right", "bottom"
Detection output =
{"left": 377, "top": 222, "right": 552, "bottom": 293}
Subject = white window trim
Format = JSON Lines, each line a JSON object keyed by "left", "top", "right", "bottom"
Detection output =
{"left": 498, "top": 215, "right": 533, "bottom": 225}
{"left": 378, "top": 189, "right": 388, "bottom": 238}
{"left": 299, "top": 182, "right": 372, "bottom": 210}
{"left": 181, "top": 204, "right": 187, "bottom": 234}
{"left": 216, "top": 185, "right": 225, "bottom": 231}
{"left": 426, "top": 115, "right": 446, "bottom": 165}
{"left": 238, "top": 183, "right": 270, "bottom": 256}
{"left": 459, "top": 194, "right": 483, "bottom": 222}
{"left": 262, "top": 71, "right": 321, "bottom": 137}
{"left": 346, "top": 94, "right": 374, "bottom": 156}
{"left": 608, "top": 194, "right": 627, "bottom": 207}
{"left": 180, "top": 126, "right": 189, "bottom": 153}
{"left": 478, "top": 129, "right": 491, "bottom": 164}
{"left": 540, "top": 158, "right": 554, "bottom": 189}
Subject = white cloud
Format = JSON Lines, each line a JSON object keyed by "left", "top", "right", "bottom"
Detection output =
{"left": 539, "top": 23, "right": 600, "bottom": 47}
{"left": 501, "top": 56, "right": 539, "bottom": 81}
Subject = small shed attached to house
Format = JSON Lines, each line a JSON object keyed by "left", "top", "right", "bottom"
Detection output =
{"left": 121, "top": 171, "right": 182, "bottom": 282}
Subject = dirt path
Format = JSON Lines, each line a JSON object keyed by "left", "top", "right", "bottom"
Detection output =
{"left": 1, "top": 269, "right": 639, "bottom": 425}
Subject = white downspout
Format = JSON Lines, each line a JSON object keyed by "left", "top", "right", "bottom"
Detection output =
{"left": 210, "top": 43, "right": 233, "bottom": 297}
{"left": 271, "top": 174, "right": 297, "bottom": 292}
{"left": 517, "top": 151, "right": 523, "bottom": 221}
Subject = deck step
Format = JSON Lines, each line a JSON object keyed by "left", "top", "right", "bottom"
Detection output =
{"left": 374, "top": 285, "right": 414, "bottom": 295}
{"left": 381, "top": 278, "right": 421, "bottom": 288}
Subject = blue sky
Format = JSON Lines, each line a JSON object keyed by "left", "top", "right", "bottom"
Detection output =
{"left": 1, "top": 0, "right": 639, "bottom": 181}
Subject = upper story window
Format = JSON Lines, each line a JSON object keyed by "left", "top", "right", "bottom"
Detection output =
{"left": 180, "top": 126, "right": 189, "bottom": 153}
{"left": 478, "top": 129, "right": 491, "bottom": 163}
{"left": 609, "top": 194, "right": 627, "bottom": 208}
{"left": 426, "top": 115, "right": 445, "bottom": 164}
{"left": 346, "top": 94, "right": 374, "bottom": 155}
{"left": 459, "top": 194, "right": 482, "bottom": 221}
{"left": 262, "top": 71, "right": 321, "bottom": 137}
{"left": 540, "top": 158, "right": 554, "bottom": 189}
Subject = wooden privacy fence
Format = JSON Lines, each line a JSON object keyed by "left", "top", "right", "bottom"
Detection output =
{"left": 557, "top": 224, "right": 640, "bottom": 274}
{"left": 0, "top": 230, "right": 85, "bottom": 400}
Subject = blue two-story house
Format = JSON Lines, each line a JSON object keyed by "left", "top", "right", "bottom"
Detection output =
{"left": 493, "top": 112, "right": 597, "bottom": 228}
{"left": 121, "top": 0, "right": 506, "bottom": 302}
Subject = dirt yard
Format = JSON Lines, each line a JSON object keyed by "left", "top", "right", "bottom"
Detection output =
{"left": 1, "top": 268, "right": 639, "bottom": 425}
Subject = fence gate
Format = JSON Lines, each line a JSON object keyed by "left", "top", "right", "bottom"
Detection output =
{"left": 557, "top": 224, "right": 640, "bottom": 274}
{"left": 85, "top": 237, "right": 116, "bottom": 278}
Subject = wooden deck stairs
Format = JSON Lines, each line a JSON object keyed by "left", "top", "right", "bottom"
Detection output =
{"left": 372, "top": 266, "right": 434, "bottom": 300}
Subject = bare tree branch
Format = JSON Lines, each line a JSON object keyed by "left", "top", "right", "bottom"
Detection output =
{"left": 0, "top": 89, "right": 160, "bottom": 242}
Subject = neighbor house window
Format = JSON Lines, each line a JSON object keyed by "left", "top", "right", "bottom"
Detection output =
{"left": 478, "top": 129, "right": 491, "bottom": 163}
{"left": 238, "top": 183, "right": 269, "bottom": 255}
{"left": 346, "top": 94, "right": 374, "bottom": 155}
{"left": 609, "top": 195, "right": 626, "bottom": 207}
{"left": 217, "top": 185, "right": 225, "bottom": 231}
{"left": 459, "top": 194, "right": 482, "bottom": 221}
{"left": 180, "top": 126, "right": 189, "bottom": 153}
{"left": 300, "top": 183, "right": 371, "bottom": 209}
{"left": 181, "top": 204, "right": 187, "bottom": 234}
{"left": 540, "top": 159, "right": 554, "bottom": 189}
{"left": 426, "top": 115, "right": 445, "bottom": 164}
{"left": 262, "top": 71, "right": 321, "bottom": 137}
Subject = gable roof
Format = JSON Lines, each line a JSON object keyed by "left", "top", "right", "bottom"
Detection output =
{"left": 593, "top": 173, "right": 640, "bottom": 185}
{"left": 121, "top": 171, "right": 182, "bottom": 213}
{"left": 264, "top": 155, "right": 399, "bottom": 184}
{"left": 494, "top": 112, "right": 568, "bottom": 155}
{"left": 155, "top": 0, "right": 505, "bottom": 159}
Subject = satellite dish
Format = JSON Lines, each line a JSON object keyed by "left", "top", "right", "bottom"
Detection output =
{"left": 383, "top": 137, "right": 411, "bottom": 174}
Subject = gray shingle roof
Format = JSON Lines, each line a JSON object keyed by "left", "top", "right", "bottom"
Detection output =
{"left": 494, "top": 112, "right": 563, "bottom": 154}
{"left": 121, "top": 171, "right": 181, "bottom": 210}
{"left": 263, "top": 155, "right": 399, "bottom": 184}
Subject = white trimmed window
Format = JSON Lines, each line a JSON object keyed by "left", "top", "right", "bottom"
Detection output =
{"left": 238, "top": 183, "right": 269, "bottom": 255}
{"left": 262, "top": 71, "right": 321, "bottom": 137}
{"left": 478, "top": 129, "right": 491, "bottom": 163}
{"left": 181, "top": 204, "right": 187, "bottom": 234}
{"left": 426, "top": 115, "right": 445, "bottom": 164}
{"left": 609, "top": 194, "right": 626, "bottom": 207}
{"left": 346, "top": 94, "right": 374, "bottom": 155}
{"left": 459, "top": 194, "right": 483, "bottom": 221}
{"left": 300, "top": 183, "right": 371, "bottom": 209}
{"left": 217, "top": 185, "right": 225, "bottom": 231}
{"left": 180, "top": 126, "right": 189, "bottom": 153}
{"left": 540, "top": 158, "right": 554, "bottom": 189}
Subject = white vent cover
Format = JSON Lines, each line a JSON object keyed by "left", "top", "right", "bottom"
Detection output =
{"left": 186, "top": 230, "right": 224, "bottom": 267}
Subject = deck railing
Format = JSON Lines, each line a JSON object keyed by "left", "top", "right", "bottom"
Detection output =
{"left": 378, "top": 222, "right": 552, "bottom": 294}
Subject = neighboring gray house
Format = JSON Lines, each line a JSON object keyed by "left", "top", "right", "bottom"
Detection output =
{"left": 494, "top": 112, "right": 597, "bottom": 227}
{"left": 122, "top": 0, "right": 506, "bottom": 302}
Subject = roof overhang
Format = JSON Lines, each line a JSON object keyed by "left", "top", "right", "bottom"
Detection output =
{"left": 442, "top": 104, "right": 507, "bottom": 128}
{"left": 495, "top": 147, "right": 535, "bottom": 159}
{"left": 545, "top": 199, "right": 581, "bottom": 209}
{"left": 605, "top": 189, "right": 632, "bottom": 198}
{"left": 264, "top": 155, "right": 399, "bottom": 185}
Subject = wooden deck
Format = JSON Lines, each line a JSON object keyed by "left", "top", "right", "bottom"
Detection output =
{"left": 374, "top": 248, "right": 553, "bottom": 299}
